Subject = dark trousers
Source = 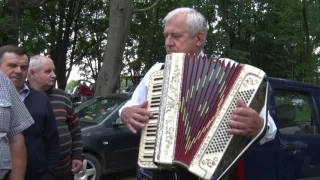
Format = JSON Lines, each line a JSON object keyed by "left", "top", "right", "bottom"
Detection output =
{"left": 55, "top": 171, "right": 74, "bottom": 180}
{"left": 3, "top": 170, "right": 10, "bottom": 180}
{"left": 138, "top": 167, "right": 238, "bottom": 180}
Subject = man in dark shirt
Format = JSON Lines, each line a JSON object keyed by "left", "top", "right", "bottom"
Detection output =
{"left": 28, "top": 55, "right": 83, "bottom": 180}
{"left": 0, "top": 45, "right": 59, "bottom": 180}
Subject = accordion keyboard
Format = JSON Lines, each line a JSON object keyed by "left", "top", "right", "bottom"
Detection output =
{"left": 138, "top": 70, "right": 163, "bottom": 168}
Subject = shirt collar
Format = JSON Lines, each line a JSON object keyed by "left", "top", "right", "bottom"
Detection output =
{"left": 19, "top": 83, "right": 30, "bottom": 94}
{"left": 19, "top": 83, "right": 30, "bottom": 101}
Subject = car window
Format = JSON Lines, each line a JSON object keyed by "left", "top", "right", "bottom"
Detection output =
{"left": 76, "top": 97, "right": 126, "bottom": 123}
{"left": 125, "top": 84, "right": 137, "bottom": 92}
{"left": 274, "top": 89, "right": 319, "bottom": 135}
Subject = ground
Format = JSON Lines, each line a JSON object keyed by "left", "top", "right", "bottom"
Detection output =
{"left": 101, "top": 170, "right": 136, "bottom": 180}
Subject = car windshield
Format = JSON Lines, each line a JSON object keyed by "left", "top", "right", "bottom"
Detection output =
{"left": 76, "top": 96, "right": 127, "bottom": 123}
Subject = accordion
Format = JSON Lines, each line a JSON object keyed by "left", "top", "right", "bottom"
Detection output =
{"left": 138, "top": 53, "right": 268, "bottom": 180}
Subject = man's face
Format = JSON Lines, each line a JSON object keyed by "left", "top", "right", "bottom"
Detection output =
{"left": 0, "top": 52, "right": 29, "bottom": 90}
{"left": 32, "top": 58, "right": 56, "bottom": 89}
{"left": 163, "top": 12, "right": 204, "bottom": 55}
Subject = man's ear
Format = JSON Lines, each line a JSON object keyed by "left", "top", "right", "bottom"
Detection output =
{"left": 29, "top": 70, "right": 35, "bottom": 78}
{"left": 195, "top": 32, "right": 205, "bottom": 47}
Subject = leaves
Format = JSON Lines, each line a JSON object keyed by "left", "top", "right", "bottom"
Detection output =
{"left": 1, "top": 0, "right": 319, "bottom": 90}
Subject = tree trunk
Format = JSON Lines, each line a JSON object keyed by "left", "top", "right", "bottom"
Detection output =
{"left": 2, "top": 0, "right": 54, "bottom": 45}
{"left": 50, "top": 0, "right": 77, "bottom": 90}
{"left": 301, "top": 0, "right": 313, "bottom": 82}
{"left": 95, "top": 0, "right": 134, "bottom": 96}
{"left": 4, "top": 0, "right": 21, "bottom": 45}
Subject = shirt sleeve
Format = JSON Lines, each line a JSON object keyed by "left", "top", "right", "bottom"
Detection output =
{"left": 8, "top": 79, "right": 34, "bottom": 137}
{"left": 119, "top": 63, "right": 164, "bottom": 117}
{"left": 258, "top": 104, "right": 277, "bottom": 144}
{"left": 43, "top": 98, "right": 60, "bottom": 178}
{"left": 258, "top": 81, "right": 277, "bottom": 145}
{"left": 66, "top": 97, "right": 83, "bottom": 161}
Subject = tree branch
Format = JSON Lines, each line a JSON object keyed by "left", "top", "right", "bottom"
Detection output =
{"left": 21, "top": 0, "right": 56, "bottom": 9}
{"left": 133, "top": 0, "right": 161, "bottom": 13}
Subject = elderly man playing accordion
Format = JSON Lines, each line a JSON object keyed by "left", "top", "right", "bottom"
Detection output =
{"left": 119, "top": 7, "right": 277, "bottom": 180}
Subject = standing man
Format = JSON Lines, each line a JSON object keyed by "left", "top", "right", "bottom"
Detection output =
{"left": 28, "top": 55, "right": 83, "bottom": 180}
{"left": 79, "top": 82, "right": 89, "bottom": 102}
{"left": 119, "top": 7, "right": 277, "bottom": 179}
{"left": 0, "top": 45, "right": 60, "bottom": 180}
{"left": 0, "top": 72, "right": 34, "bottom": 180}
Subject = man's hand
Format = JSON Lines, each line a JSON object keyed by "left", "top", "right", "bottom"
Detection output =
{"left": 72, "top": 159, "right": 83, "bottom": 174}
{"left": 227, "top": 99, "right": 264, "bottom": 138}
{"left": 121, "top": 101, "right": 153, "bottom": 134}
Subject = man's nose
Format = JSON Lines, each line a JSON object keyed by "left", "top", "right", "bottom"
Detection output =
{"left": 51, "top": 72, "right": 56, "bottom": 78}
{"left": 165, "top": 36, "right": 174, "bottom": 47}
{"left": 14, "top": 67, "right": 22, "bottom": 74}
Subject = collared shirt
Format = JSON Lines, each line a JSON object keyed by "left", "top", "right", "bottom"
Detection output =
{"left": 119, "top": 56, "right": 277, "bottom": 145}
{"left": 0, "top": 72, "right": 34, "bottom": 179}
{"left": 18, "top": 83, "right": 30, "bottom": 101}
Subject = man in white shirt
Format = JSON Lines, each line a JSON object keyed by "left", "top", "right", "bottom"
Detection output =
{"left": 119, "top": 7, "right": 277, "bottom": 179}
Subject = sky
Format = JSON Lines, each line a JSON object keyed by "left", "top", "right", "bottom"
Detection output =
{"left": 68, "top": 66, "right": 81, "bottom": 83}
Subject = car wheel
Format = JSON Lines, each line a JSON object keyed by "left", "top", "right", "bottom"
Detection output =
{"left": 74, "top": 153, "right": 101, "bottom": 180}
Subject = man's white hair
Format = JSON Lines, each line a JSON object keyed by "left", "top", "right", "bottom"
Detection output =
{"left": 29, "top": 55, "right": 44, "bottom": 71}
{"left": 163, "top": 7, "right": 208, "bottom": 44}
{"left": 28, "top": 55, "right": 54, "bottom": 79}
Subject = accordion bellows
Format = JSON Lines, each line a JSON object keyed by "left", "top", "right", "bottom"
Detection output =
{"left": 138, "top": 53, "right": 267, "bottom": 180}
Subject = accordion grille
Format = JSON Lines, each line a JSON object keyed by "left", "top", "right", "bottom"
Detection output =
{"left": 174, "top": 56, "right": 242, "bottom": 166}
{"left": 206, "top": 89, "right": 254, "bottom": 154}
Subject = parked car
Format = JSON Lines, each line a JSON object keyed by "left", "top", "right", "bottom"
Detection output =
{"left": 74, "top": 93, "right": 140, "bottom": 180}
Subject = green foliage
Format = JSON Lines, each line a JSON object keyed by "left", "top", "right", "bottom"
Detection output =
{"left": 1, "top": 0, "right": 319, "bottom": 87}
{"left": 66, "top": 80, "right": 80, "bottom": 90}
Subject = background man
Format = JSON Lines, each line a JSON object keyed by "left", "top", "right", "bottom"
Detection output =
{"left": 119, "top": 7, "right": 277, "bottom": 179}
{"left": 79, "top": 82, "right": 89, "bottom": 102}
{"left": 0, "top": 45, "right": 60, "bottom": 180}
{"left": 0, "top": 72, "right": 34, "bottom": 180}
{"left": 28, "top": 55, "right": 83, "bottom": 180}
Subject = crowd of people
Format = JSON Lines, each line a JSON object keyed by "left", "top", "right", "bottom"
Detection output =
{"left": 0, "top": 46, "right": 83, "bottom": 180}
{"left": 0, "top": 6, "right": 277, "bottom": 180}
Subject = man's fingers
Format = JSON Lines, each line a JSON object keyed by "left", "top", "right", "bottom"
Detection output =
{"left": 121, "top": 104, "right": 153, "bottom": 134}
{"left": 138, "top": 101, "right": 148, "bottom": 108}
{"left": 129, "top": 118, "right": 145, "bottom": 128}
{"left": 127, "top": 123, "right": 137, "bottom": 134}
{"left": 135, "top": 106, "right": 153, "bottom": 117}
{"left": 232, "top": 107, "right": 254, "bottom": 118}
{"left": 132, "top": 112, "right": 150, "bottom": 123}
{"left": 228, "top": 119, "right": 246, "bottom": 130}
{"left": 227, "top": 128, "right": 246, "bottom": 136}
{"left": 237, "top": 99, "right": 247, "bottom": 108}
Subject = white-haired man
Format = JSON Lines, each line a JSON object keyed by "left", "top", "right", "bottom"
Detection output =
{"left": 119, "top": 7, "right": 277, "bottom": 179}
{"left": 27, "top": 55, "right": 83, "bottom": 180}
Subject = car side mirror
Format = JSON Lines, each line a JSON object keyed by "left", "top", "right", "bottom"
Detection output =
{"left": 112, "top": 118, "right": 124, "bottom": 127}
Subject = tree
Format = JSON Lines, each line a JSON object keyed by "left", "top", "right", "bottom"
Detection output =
{"left": 20, "top": 0, "right": 94, "bottom": 90}
{"left": 95, "top": 0, "right": 161, "bottom": 96}
{"left": 66, "top": 80, "right": 80, "bottom": 90}
{"left": 0, "top": 0, "right": 54, "bottom": 45}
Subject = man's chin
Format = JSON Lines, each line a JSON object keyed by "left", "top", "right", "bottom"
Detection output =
{"left": 11, "top": 81, "right": 23, "bottom": 89}
{"left": 47, "top": 82, "right": 55, "bottom": 87}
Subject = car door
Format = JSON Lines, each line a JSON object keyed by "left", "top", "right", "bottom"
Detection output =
{"left": 101, "top": 104, "right": 141, "bottom": 171}
{"left": 270, "top": 81, "right": 320, "bottom": 179}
